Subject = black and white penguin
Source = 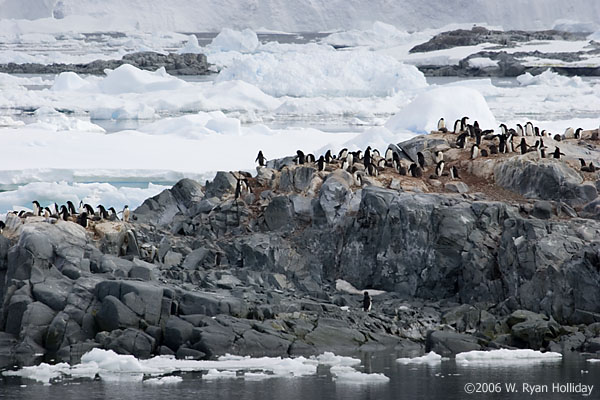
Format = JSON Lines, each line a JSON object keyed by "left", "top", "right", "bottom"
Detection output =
{"left": 438, "top": 118, "right": 448, "bottom": 133}
{"left": 470, "top": 144, "right": 479, "bottom": 160}
{"left": 341, "top": 158, "right": 350, "bottom": 171}
{"left": 83, "top": 204, "right": 95, "bottom": 216}
{"left": 255, "top": 150, "right": 266, "bottom": 167}
{"left": 372, "top": 149, "right": 380, "bottom": 157}
{"left": 507, "top": 131, "right": 515, "bottom": 153}
{"left": 553, "top": 147, "right": 565, "bottom": 159}
{"left": 76, "top": 212, "right": 88, "bottom": 228}
{"left": 306, "top": 154, "right": 316, "bottom": 163}
{"left": 296, "top": 150, "right": 306, "bottom": 165}
{"left": 499, "top": 123, "right": 508, "bottom": 136}
{"left": 409, "top": 163, "right": 423, "bottom": 178}
{"left": 353, "top": 171, "right": 363, "bottom": 187}
{"left": 435, "top": 160, "right": 445, "bottom": 177}
{"left": 417, "top": 152, "right": 425, "bottom": 169}
{"left": 338, "top": 148, "right": 348, "bottom": 160}
{"left": 364, "top": 147, "right": 372, "bottom": 168}
{"left": 480, "top": 149, "right": 488, "bottom": 157}
{"left": 43, "top": 207, "right": 51, "bottom": 218}
{"left": 367, "top": 163, "right": 379, "bottom": 177}
{"left": 384, "top": 148, "right": 394, "bottom": 164}
{"left": 489, "top": 144, "right": 498, "bottom": 155}
{"left": 59, "top": 205, "right": 70, "bottom": 221}
{"left": 575, "top": 128, "right": 583, "bottom": 139}
{"left": 325, "top": 150, "right": 333, "bottom": 163}
{"left": 516, "top": 124, "right": 524, "bottom": 137}
{"left": 32, "top": 200, "right": 41, "bottom": 216}
{"left": 317, "top": 156, "right": 325, "bottom": 171}
{"left": 534, "top": 127, "right": 540, "bottom": 137}
{"left": 108, "top": 207, "right": 119, "bottom": 221}
{"left": 564, "top": 127, "right": 574, "bottom": 139}
{"left": 582, "top": 161, "right": 597, "bottom": 172}
{"left": 67, "top": 201, "right": 77, "bottom": 215}
{"left": 122, "top": 205, "right": 130, "bottom": 222}
{"left": 434, "top": 150, "right": 443, "bottom": 164}
{"left": 450, "top": 165, "right": 460, "bottom": 180}
{"left": 525, "top": 122, "right": 534, "bottom": 136}
{"left": 553, "top": 134, "right": 562, "bottom": 142}
{"left": 0, "top": 220, "right": 4, "bottom": 234}
{"left": 346, "top": 152, "right": 354, "bottom": 167}
{"left": 456, "top": 132, "right": 469, "bottom": 149}
{"left": 461, "top": 116, "right": 469, "bottom": 132}
{"left": 453, "top": 119, "right": 462, "bottom": 134}
{"left": 397, "top": 162, "right": 407, "bottom": 176}
{"left": 519, "top": 138, "right": 528, "bottom": 155}
{"left": 363, "top": 291, "right": 372, "bottom": 312}
{"left": 97, "top": 205, "right": 109, "bottom": 219}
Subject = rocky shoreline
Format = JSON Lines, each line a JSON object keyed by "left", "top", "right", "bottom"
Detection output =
{"left": 1, "top": 128, "right": 600, "bottom": 369}
{"left": 0, "top": 51, "right": 211, "bottom": 76}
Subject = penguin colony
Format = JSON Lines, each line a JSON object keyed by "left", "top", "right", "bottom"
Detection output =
{"left": 5, "top": 201, "right": 132, "bottom": 230}
{"left": 254, "top": 117, "right": 598, "bottom": 191}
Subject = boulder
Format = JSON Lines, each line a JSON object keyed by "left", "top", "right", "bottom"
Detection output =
{"left": 425, "top": 330, "right": 483, "bottom": 356}
{"left": 135, "top": 178, "right": 203, "bottom": 225}
{"left": 264, "top": 196, "right": 294, "bottom": 231}
{"left": 164, "top": 316, "right": 194, "bottom": 351}
{"left": 95, "top": 295, "right": 140, "bottom": 332}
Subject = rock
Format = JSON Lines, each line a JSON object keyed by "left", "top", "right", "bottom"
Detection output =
{"left": 511, "top": 319, "right": 560, "bottom": 349}
{"left": 425, "top": 330, "right": 483, "bottom": 356}
{"left": 204, "top": 172, "right": 237, "bottom": 199}
{"left": 19, "top": 302, "right": 56, "bottom": 346}
{"left": 264, "top": 196, "right": 294, "bottom": 230}
{"left": 442, "top": 304, "right": 480, "bottom": 332}
{"left": 176, "top": 346, "right": 206, "bottom": 360}
{"left": 584, "top": 337, "right": 600, "bottom": 353}
{"left": 548, "top": 331, "right": 585, "bottom": 353}
{"left": 95, "top": 295, "right": 140, "bottom": 332}
{"left": 105, "top": 328, "right": 156, "bottom": 358}
{"left": 315, "top": 171, "right": 356, "bottom": 225}
{"left": 134, "top": 178, "right": 203, "bottom": 225}
{"left": 191, "top": 323, "right": 236, "bottom": 357}
{"left": 32, "top": 279, "right": 72, "bottom": 311}
{"left": 303, "top": 318, "right": 365, "bottom": 352}
{"left": 279, "top": 166, "right": 316, "bottom": 192}
{"left": 532, "top": 201, "right": 553, "bottom": 219}
{"left": 445, "top": 182, "right": 469, "bottom": 193}
{"left": 234, "top": 328, "right": 292, "bottom": 357}
{"left": 182, "top": 247, "right": 210, "bottom": 270}
{"left": 164, "top": 316, "right": 194, "bottom": 351}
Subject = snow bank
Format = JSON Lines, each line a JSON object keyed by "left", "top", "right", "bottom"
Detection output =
{"left": 52, "top": 71, "right": 91, "bottom": 91}
{"left": 396, "top": 352, "right": 443, "bottom": 365}
{"left": 455, "top": 349, "right": 563, "bottom": 366}
{"left": 216, "top": 48, "right": 427, "bottom": 97}
{"left": 98, "top": 65, "right": 187, "bottom": 94}
{"left": 330, "top": 366, "right": 389, "bottom": 384}
{"left": 208, "top": 28, "right": 259, "bottom": 53}
{"left": 335, "top": 279, "right": 386, "bottom": 297}
{"left": 322, "top": 21, "right": 411, "bottom": 48}
{"left": 468, "top": 57, "right": 499, "bottom": 69}
{"left": 385, "top": 86, "right": 497, "bottom": 134}
{"left": 516, "top": 69, "right": 584, "bottom": 87}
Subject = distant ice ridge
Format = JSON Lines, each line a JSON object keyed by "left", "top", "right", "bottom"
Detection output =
{"left": 2, "top": 348, "right": 388, "bottom": 385}
{"left": 455, "top": 349, "right": 563, "bottom": 366}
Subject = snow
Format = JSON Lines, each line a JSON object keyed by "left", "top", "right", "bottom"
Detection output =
{"left": 335, "top": 279, "right": 386, "bottom": 297}
{"left": 587, "top": 359, "right": 600, "bottom": 363}
{"left": 208, "top": 28, "right": 259, "bottom": 53}
{"left": 468, "top": 57, "right": 499, "bottom": 69}
{"left": 143, "top": 376, "right": 183, "bottom": 385}
{"left": 216, "top": 47, "right": 427, "bottom": 97}
{"left": 52, "top": 72, "right": 93, "bottom": 91}
{"left": 385, "top": 86, "right": 497, "bottom": 134}
{"left": 330, "top": 366, "right": 389, "bottom": 384}
{"left": 311, "top": 352, "right": 361, "bottom": 367}
{"left": 177, "top": 34, "right": 203, "bottom": 54}
{"left": 396, "top": 352, "right": 443, "bottom": 365}
{"left": 455, "top": 349, "right": 563, "bottom": 366}
{"left": 202, "top": 369, "right": 238, "bottom": 380}
{"left": 516, "top": 69, "right": 585, "bottom": 87}
{"left": 322, "top": 21, "right": 411, "bottom": 48}
{"left": 98, "top": 65, "right": 187, "bottom": 94}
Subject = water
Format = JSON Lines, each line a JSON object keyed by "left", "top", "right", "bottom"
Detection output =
{"left": 1, "top": 351, "right": 598, "bottom": 399}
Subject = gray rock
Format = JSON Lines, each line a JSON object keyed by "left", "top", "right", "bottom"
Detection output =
{"left": 426, "top": 330, "right": 483, "bottom": 356}
{"left": 280, "top": 166, "right": 316, "bottom": 192}
{"left": 234, "top": 328, "right": 292, "bottom": 357}
{"left": 95, "top": 295, "right": 140, "bottom": 332}
{"left": 164, "top": 316, "right": 194, "bottom": 351}
{"left": 303, "top": 318, "right": 365, "bottom": 352}
{"left": 204, "top": 172, "right": 237, "bottom": 199}
{"left": 32, "top": 279, "right": 72, "bottom": 311}
{"left": 106, "top": 328, "right": 156, "bottom": 358}
{"left": 532, "top": 201, "right": 553, "bottom": 219}
{"left": 264, "top": 196, "right": 294, "bottom": 230}
{"left": 176, "top": 347, "right": 206, "bottom": 360}
{"left": 134, "top": 178, "right": 203, "bottom": 225}
{"left": 445, "top": 182, "right": 469, "bottom": 193}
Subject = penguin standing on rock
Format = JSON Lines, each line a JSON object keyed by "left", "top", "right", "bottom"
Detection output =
{"left": 470, "top": 144, "right": 479, "bottom": 160}
{"left": 32, "top": 200, "right": 41, "bottom": 216}
{"left": 417, "top": 152, "right": 425, "bottom": 169}
{"left": 409, "top": 163, "right": 423, "bottom": 178}
{"left": 435, "top": 160, "right": 445, "bottom": 177}
{"left": 519, "top": 138, "right": 528, "bottom": 155}
{"left": 296, "top": 150, "right": 306, "bottom": 165}
{"left": 0, "top": 220, "right": 4, "bottom": 234}
{"left": 122, "top": 205, "right": 130, "bottom": 222}
{"left": 553, "top": 147, "right": 565, "bottom": 159}
{"left": 450, "top": 165, "right": 460, "bottom": 180}
{"left": 317, "top": 156, "right": 325, "bottom": 172}
{"left": 363, "top": 291, "right": 372, "bottom": 312}
{"left": 255, "top": 150, "right": 266, "bottom": 167}
{"left": 438, "top": 118, "right": 448, "bottom": 133}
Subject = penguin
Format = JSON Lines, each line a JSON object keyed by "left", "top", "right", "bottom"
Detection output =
{"left": 32, "top": 200, "right": 41, "bottom": 216}
{"left": 534, "top": 127, "right": 540, "bottom": 137}
{"left": 519, "top": 138, "right": 528, "bottom": 155}
{"left": 564, "top": 127, "right": 574, "bottom": 139}
{"left": 83, "top": 204, "right": 95, "bottom": 216}
{"left": 507, "top": 132, "right": 515, "bottom": 153}
{"left": 317, "top": 155, "right": 325, "bottom": 171}
{"left": 97, "top": 205, "right": 109, "bottom": 219}
{"left": 43, "top": 207, "right": 51, "bottom": 218}
{"left": 346, "top": 153, "right": 354, "bottom": 167}
{"left": 417, "top": 152, "right": 425, "bottom": 169}
{"left": 255, "top": 150, "right": 266, "bottom": 167}
{"left": 553, "top": 147, "right": 565, "bottom": 159}
{"left": 384, "top": 148, "right": 394, "bottom": 163}
{"left": 574, "top": 128, "right": 583, "bottom": 139}
{"left": 341, "top": 159, "right": 349, "bottom": 171}
{"left": 470, "top": 144, "right": 479, "bottom": 160}
{"left": 437, "top": 118, "right": 448, "bottom": 133}
{"left": 480, "top": 149, "right": 488, "bottom": 157}
{"left": 516, "top": 124, "right": 524, "bottom": 137}
{"left": 372, "top": 149, "right": 380, "bottom": 157}
{"left": 397, "top": 162, "right": 407, "bottom": 176}
{"left": 453, "top": 119, "right": 462, "bottom": 134}
{"left": 376, "top": 158, "right": 386, "bottom": 168}
{"left": 59, "top": 205, "right": 70, "bottom": 221}
{"left": 53, "top": 202, "right": 59, "bottom": 215}
{"left": 409, "top": 163, "right": 422, "bottom": 178}
{"left": 553, "top": 134, "right": 562, "bottom": 142}
{"left": 489, "top": 144, "right": 498, "bottom": 155}
{"left": 435, "top": 160, "right": 445, "bottom": 177}
{"left": 67, "top": 201, "right": 77, "bottom": 215}
{"left": 76, "top": 212, "right": 88, "bottom": 228}
{"left": 306, "top": 154, "right": 316, "bottom": 163}
{"left": 499, "top": 123, "right": 508, "bottom": 136}
{"left": 367, "top": 162, "right": 378, "bottom": 177}
{"left": 434, "top": 150, "right": 444, "bottom": 164}
{"left": 363, "top": 146, "right": 372, "bottom": 168}
{"left": 354, "top": 150, "right": 363, "bottom": 161}
{"left": 296, "top": 150, "right": 306, "bottom": 165}
{"left": 525, "top": 122, "right": 534, "bottom": 136}
{"left": 338, "top": 148, "right": 348, "bottom": 160}
{"left": 353, "top": 171, "right": 364, "bottom": 187}
{"left": 363, "top": 291, "right": 372, "bottom": 312}
{"left": 456, "top": 132, "right": 469, "bottom": 149}
{"left": 0, "top": 220, "right": 4, "bottom": 234}
{"left": 122, "top": 205, "right": 130, "bottom": 222}
{"left": 460, "top": 116, "right": 469, "bottom": 132}
{"left": 450, "top": 165, "right": 460, "bottom": 180}
{"left": 325, "top": 150, "right": 333, "bottom": 163}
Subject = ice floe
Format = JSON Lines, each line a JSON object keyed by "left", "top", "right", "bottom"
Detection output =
{"left": 396, "top": 352, "right": 443, "bottom": 365}
{"left": 330, "top": 366, "right": 390, "bottom": 384}
{"left": 455, "top": 349, "right": 563, "bottom": 366}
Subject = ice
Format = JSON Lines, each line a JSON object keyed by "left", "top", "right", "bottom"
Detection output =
{"left": 516, "top": 69, "right": 585, "bottom": 87}
{"left": 143, "top": 376, "right": 183, "bottom": 385}
{"left": 587, "top": 359, "right": 600, "bottom": 363}
{"left": 177, "top": 34, "right": 203, "bottom": 54}
{"left": 311, "top": 352, "right": 361, "bottom": 367}
{"left": 52, "top": 72, "right": 93, "bottom": 91}
{"left": 216, "top": 47, "right": 427, "bottom": 97}
{"left": 385, "top": 86, "right": 497, "bottom": 134}
{"left": 322, "top": 21, "right": 411, "bottom": 48}
{"left": 2, "top": 362, "right": 70, "bottom": 384}
{"left": 396, "top": 352, "right": 443, "bottom": 365}
{"left": 455, "top": 349, "right": 563, "bottom": 366}
{"left": 330, "top": 366, "right": 389, "bottom": 384}
{"left": 335, "top": 279, "right": 386, "bottom": 297}
{"left": 98, "top": 65, "right": 187, "bottom": 94}
{"left": 468, "top": 57, "right": 499, "bottom": 68}
{"left": 208, "top": 28, "right": 259, "bottom": 54}
{"left": 202, "top": 369, "right": 238, "bottom": 380}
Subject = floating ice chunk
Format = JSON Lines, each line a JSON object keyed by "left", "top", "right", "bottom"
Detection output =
{"left": 217, "top": 49, "right": 427, "bottom": 97}
{"left": 209, "top": 28, "right": 259, "bottom": 53}
{"left": 2, "top": 362, "right": 70, "bottom": 384}
{"left": 396, "top": 352, "right": 443, "bottom": 365}
{"left": 586, "top": 359, "right": 600, "bottom": 363}
{"left": 335, "top": 279, "right": 386, "bottom": 296}
{"left": 143, "top": 376, "right": 183, "bottom": 385}
{"left": 322, "top": 21, "right": 411, "bottom": 48}
{"left": 456, "top": 349, "right": 562, "bottom": 366}
{"left": 468, "top": 57, "right": 499, "bottom": 69}
{"left": 243, "top": 372, "right": 271, "bottom": 380}
{"left": 313, "top": 352, "right": 361, "bottom": 367}
{"left": 52, "top": 72, "right": 92, "bottom": 91}
{"left": 177, "top": 34, "right": 204, "bottom": 54}
{"left": 99, "top": 64, "right": 187, "bottom": 94}
{"left": 202, "top": 369, "right": 238, "bottom": 380}
{"left": 385, "top": 86, "right": 497, "bottom": 134}
{"left": 516, "top": 69, "right": 584, "bottom": 87}
{"left": 330, "top": 366, "right": 389, "bottom": 384}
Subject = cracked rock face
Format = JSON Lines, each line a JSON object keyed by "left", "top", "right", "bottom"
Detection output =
{"left": 1, "top": 131, "right": 600, "bottom": 366}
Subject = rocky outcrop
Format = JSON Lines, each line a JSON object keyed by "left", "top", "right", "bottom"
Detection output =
{"left": 0, "top": 51, "right": 211, "bottom": 76}
{"left": 1, "top": 131, "right": 600, "bottom": 367}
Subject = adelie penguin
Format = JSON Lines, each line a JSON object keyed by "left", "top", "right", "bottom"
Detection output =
{"left": 519, "top": 138, "right": 528, "bottom": 155}
{"left": 417, "top": 152, "right": 425, "bottom": 169}
{"left": 296, "top": 150, "right": 306, "bottom": 165}
{"left": 122, "top": 205, "right": 130, "bottom": 222}
{"left": 255, "top": 150, "right": 266, "bottom": 167}
{"left": 553, "top": 147, "right": 565, "bottom": 159}
{"left": 435, "top": 160, "right": 445, "bottom": 177}
{"left": 409, "top": 163, "right": 422, "bottom": 178}
{"left": 437, "top": 118, "right": 448, "bottom": 133}
{"left": 453, "top": 119, "right": 462, "bottom": 134}
{"left": 433, "top": 150, "right": 443, "bottom": 164}
{"left": 363, "top": 291, "right": 372, "bottom": 312}
{"left": 450, "top": 165, "right": 460, "bottom": 180}
{"left": 470, "top": 144, "right": 479, "bottom": 160}
{"left": 317, "top": 155, "right": 325, "bottom": 171}
{"left": 325, "top": 150, "right": 333, "bottom": 163}
{"left": 32, "top": 200, "right": 41, "bottom": 216}
{"left": 574, "top": 128, "right": 583, "bottom": 139}
{"left": 384, "top": 148, "right": 394, "bottom": 163}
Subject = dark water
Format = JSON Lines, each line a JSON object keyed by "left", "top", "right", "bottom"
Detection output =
{"left": 1, "top": 351, "right": 598, "bottom": 400}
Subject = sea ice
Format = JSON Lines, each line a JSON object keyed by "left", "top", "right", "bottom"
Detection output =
{"left": 208, "top": 28, "right": 259, "bottom": 54}
{"left": 330, "top": 366, "right": 390, "bottom": 384}
{"left": 455, "top": 349, "right": 563, "bottom": 366}
{"left": 396, "top": 352, "right": 443, "bottom": 365}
